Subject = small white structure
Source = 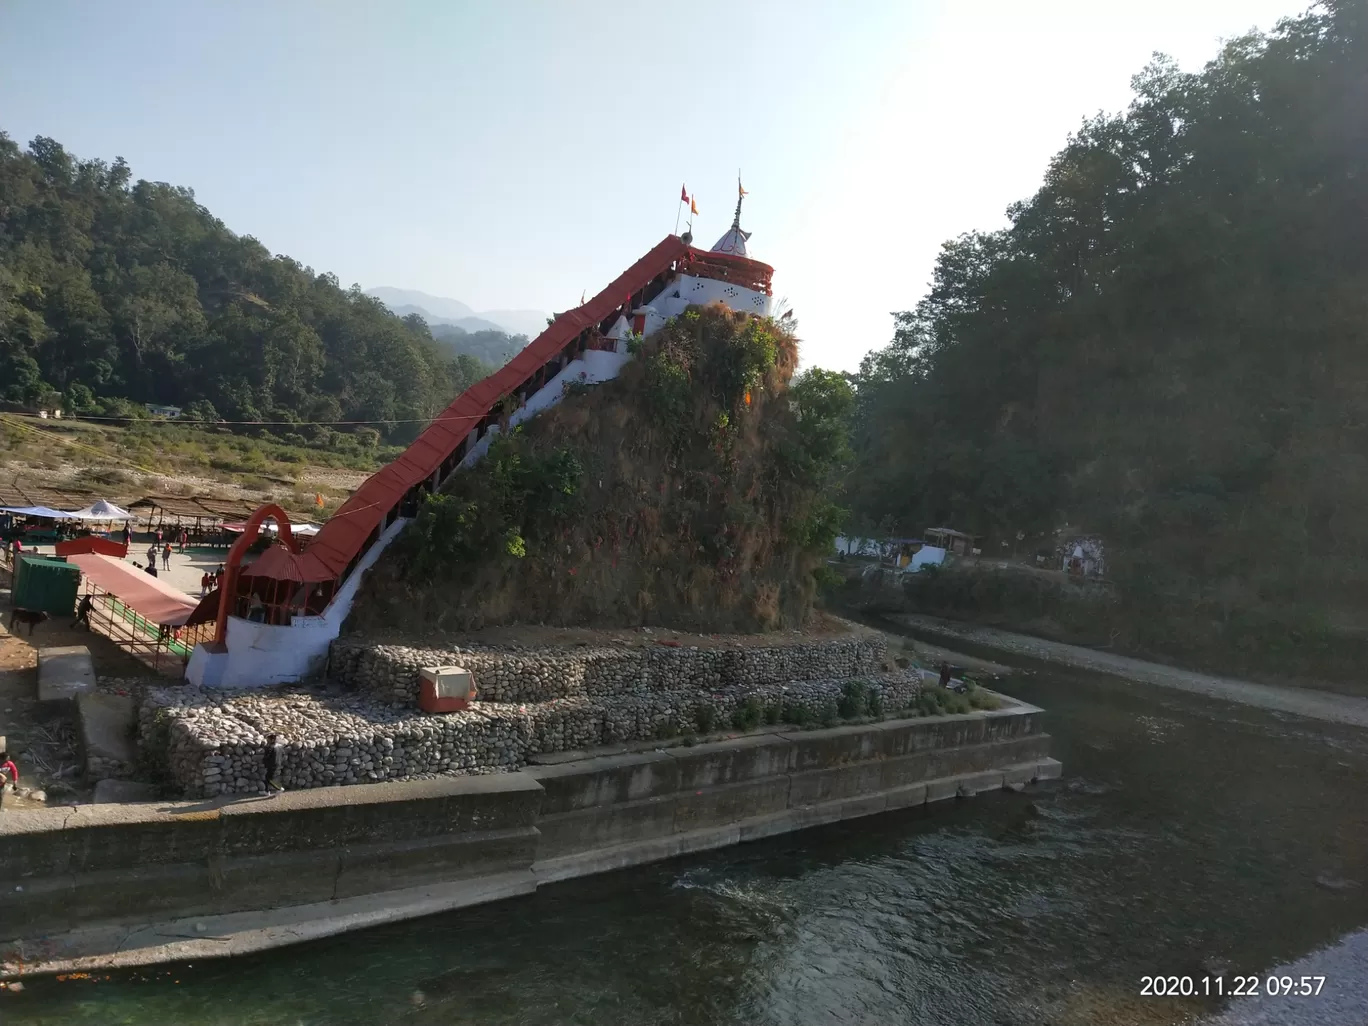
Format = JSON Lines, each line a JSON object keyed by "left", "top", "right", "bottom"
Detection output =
{"left": 906, "top": 545, "right": 947, "bottom": 573}
{"left": 1058, "top": 534, "right": 1106, "bottom": 577}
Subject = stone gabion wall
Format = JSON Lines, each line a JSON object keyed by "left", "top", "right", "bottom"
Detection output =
{"left": 140, "top": 669, "right": 922, "bottom": 798}
{"left": 330, "top": 635, "right": 889, "bottom": 707}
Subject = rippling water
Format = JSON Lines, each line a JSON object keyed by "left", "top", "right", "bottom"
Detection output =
{"left": 7, "top": 666, "right": 1368, "bottom": 1026}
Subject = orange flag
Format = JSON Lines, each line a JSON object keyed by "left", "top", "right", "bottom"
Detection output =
{"left": 690, "top": 196, "right": 699, "bottom": 215}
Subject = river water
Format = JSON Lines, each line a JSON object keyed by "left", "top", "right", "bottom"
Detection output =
{"left": 7, "top": 664, "right": 1368, "bottom": 1026}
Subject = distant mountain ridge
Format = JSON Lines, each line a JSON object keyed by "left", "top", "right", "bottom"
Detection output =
{"left": 389, "top": 304, "right": 507, "bottom": 335}
{"left": 365, "top": 287, "right": 548, "bottom": 338}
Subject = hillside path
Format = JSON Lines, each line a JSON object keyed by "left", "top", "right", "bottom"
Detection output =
{"left": 893, "top": 614, "right": 1368, "bottom": 728}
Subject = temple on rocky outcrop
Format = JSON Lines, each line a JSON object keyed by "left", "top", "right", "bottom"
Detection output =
{"left": 188, "top": 196, "right": 777, "bottom": 688}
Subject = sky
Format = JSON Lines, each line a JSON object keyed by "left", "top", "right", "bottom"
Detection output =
{"left": 1, "top": 0, "right": 1307, "bottom": 372}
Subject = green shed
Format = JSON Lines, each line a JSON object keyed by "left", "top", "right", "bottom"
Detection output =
{"left": 13, "top": 555, "right": 80, "bottom": 617}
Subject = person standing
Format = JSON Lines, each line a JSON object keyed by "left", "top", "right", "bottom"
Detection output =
{"left": 179, "top": 528, "right": 188, "bottom": 553}
{"left": 122, "top": 522, "right": 132, "bottom": 547}
{"left": 938, "top": 661, "right": 952, "bottom": 690}
{"left": 262, "top": 733, "right": 284, "bottom": 794}
{"left": 146, "top": 543, "right": 158, "bottom": 567}
{"left": 215, "top": 564, "right": 225, "bottom": 590}
{"left": 71, "top": 594, "right": 95, "bottom": 630}
{"left": 162, "top": 541, "right": 172, "bottom": 570}
{"left": 155, "top": 527, "right": 163, "bottom": 546}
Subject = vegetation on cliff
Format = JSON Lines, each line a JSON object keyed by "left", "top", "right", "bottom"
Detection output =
{"left": 0, "top": 133, "right": 494, "bottom": 443}
{"left": 349, "top": 305, "right": 854, "bottom": 633}
{"left": 846, "top": 4, "right": 1368, "bottom": 680}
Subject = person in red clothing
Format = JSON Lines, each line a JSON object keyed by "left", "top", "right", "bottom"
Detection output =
{"left": 0, "top": 748, "right": 18, "bottom": 790}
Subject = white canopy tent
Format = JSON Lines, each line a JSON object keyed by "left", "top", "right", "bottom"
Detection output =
{"left": 65, "top": 499, "right": 135, "bottom": 522}
{"left": 0, "top": 505, "right": 81, "bottom": 520}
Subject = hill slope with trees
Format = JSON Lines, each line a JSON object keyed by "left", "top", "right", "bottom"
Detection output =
{"left": 0, "top": 134, "right": 490, "bottom": 444}
{"left": 350, "top": 306, "right": 853, "bottom": 635}
{"left": 847, "top": 3, "right": 1368, "bottom": 680}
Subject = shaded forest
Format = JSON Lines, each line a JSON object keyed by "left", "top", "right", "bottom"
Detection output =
{"left": 0, "top": 134, "right": 494, "bottom": 444}
{"left": 848, "top": 3, "right": 1368, "bottom": 676}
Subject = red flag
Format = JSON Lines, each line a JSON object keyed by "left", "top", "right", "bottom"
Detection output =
{"left": 680, "top": 184, "right": 688, "bottom": 202}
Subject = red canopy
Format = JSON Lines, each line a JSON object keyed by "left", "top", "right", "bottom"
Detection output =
{"left": 66, "top": 553, "right": 198, "bottom": 627}
{"left": 243, "top": 545, "right": 335, "bottom": 583}
{"left": 56, "top": 537, "right": 128, "bottom": 558}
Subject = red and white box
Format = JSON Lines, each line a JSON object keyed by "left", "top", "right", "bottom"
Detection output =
{"left": 418, "top": 665, "right": 477, "bottom": 713}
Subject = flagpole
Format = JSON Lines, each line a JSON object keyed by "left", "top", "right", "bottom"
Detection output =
{"left": 674, "top": 199, "right": 683, "bottom": 235}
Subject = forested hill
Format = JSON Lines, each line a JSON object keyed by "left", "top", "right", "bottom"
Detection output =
{"left": 849, "top": 4, "right": 1368, "bottom": 672}
{"left": 428, "top": 324, "right": 529, "bottom": 368}
{"left": 0, "top": 134, "right": 491, "bottom": 443}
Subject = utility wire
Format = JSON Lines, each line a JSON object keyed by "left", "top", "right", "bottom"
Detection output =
{"left": 6, "top": 411, "right": 452, "bottom": 427}
{"left": 1, "top": 414, "right": 165, "bottom": 477}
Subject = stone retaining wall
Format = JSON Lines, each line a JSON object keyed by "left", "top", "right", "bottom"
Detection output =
{"left": 330, "top": 635, "right": 889, "bottom": 706}
{"left": 140, "top": 670, "right": 923, "bottom": 798}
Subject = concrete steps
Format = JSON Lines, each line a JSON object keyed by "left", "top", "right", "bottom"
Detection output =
{"left": 76, "top": 691, "right": 137, "bottom": 779}
{"left": 36, "top": 646, "right": 95, "bottom": 707}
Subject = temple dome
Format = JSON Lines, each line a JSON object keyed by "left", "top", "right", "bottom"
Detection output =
{"left": 710, "top": 187, "right": 752, "bottom": 257}
{"left": 711, "top": 225, "right": 751, "bottom": 256}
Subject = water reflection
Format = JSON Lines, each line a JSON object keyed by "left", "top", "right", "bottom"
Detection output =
{"left": 7, "top": 668, "right": 1368, "bottom": 1026}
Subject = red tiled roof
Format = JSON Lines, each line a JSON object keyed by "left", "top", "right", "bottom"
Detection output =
{"left": 255, "top": 235, "right": 774, "bottom": 584}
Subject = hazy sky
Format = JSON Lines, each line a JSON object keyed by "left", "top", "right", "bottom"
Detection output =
{"left": 2, "top": 0, "right": 1304, "bottom": 372}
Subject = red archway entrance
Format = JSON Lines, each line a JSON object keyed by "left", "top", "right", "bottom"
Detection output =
{"left": 214, "top": 503, "right": 298, "bottom": 643}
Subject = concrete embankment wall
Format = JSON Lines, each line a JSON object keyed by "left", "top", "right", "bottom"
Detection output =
{"left": 1, "top": 702, "right": 1058, "bottom": 977}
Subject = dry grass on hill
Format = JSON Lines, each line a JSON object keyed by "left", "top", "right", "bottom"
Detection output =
{"left": 349, "top": 304, "right": 853, "bottom": 636}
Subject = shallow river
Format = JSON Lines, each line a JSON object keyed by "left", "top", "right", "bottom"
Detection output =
{"left": 8, "top": 664, "right": 1368, "bottom": 1026}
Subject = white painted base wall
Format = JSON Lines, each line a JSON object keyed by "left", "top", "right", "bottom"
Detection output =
{"left": 184, "top": 517, "right": 409, "bottom": 688}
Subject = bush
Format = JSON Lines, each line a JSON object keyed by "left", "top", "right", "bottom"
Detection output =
{"left": 694, "top": 704, "right": 716, "bottom": 734}
{"left": 837, "top": 680, "right": 870, "bottom": 719}
{"left": 917, "top": 685, "right": 971, "bottom": 717}
{"left": 819, "top": 699, "right": 839, "bottom": 728}
{"left": 966, "top": 683, "right": 1001, "bottom": 710}
{"left": 730, "top": 696, "right": 763, "bottom": 732}
{"left": 763, "top": 701, "right": 782, "bottom": 725}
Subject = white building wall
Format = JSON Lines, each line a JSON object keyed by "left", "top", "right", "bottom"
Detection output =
{"left": 184, "top": 516, "right": 409, "bottom": 688}
{"left": 636, "top": 274, "right": 772, "bottom": 337}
